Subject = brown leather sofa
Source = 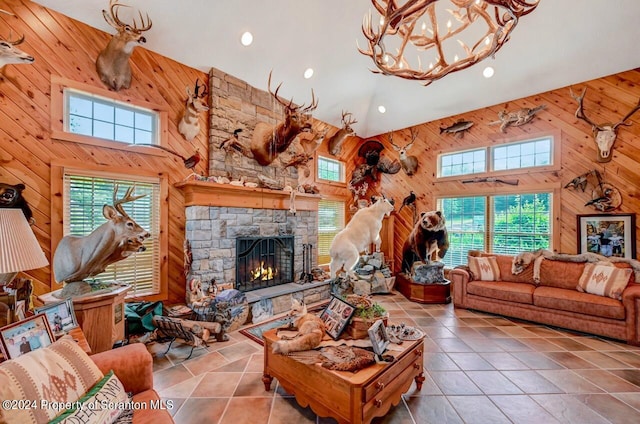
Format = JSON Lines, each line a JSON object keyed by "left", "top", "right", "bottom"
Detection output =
{"left": 92, "top": 343, "right": 174, "bottom": 423}
{"left": 450, "top": 252, "right": 640, "bottom": 345}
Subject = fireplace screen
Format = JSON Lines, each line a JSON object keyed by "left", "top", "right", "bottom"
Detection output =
{"left": 236, "top": 236, "right": 294, "bottom": 292}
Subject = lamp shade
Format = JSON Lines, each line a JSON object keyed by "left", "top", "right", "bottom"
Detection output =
{"left": 0, "top": 209, "right": 49, "bottom": 274}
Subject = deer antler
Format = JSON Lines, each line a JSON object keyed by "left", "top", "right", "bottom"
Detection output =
{"left": 613, "top": 98, "right": 640, "bottom": 130}
{"left": 113, "top": 184, "right": 145, "bottom": 219}
{"left": 6, "top": 32, "right": 24, "bottom": 46}
{"left": 341, "top": 110, "right": 358, "bottom": 126}
{"left": 570, "top": 87, "right": 599, "bottom": 129}
{"left": 193, "top": 78, "right": 208, "bottom": 99}
{"left": 406, "top": 128, "right": 418, "bottom": 150}
{"left": 388, "top": 132, "right": 402, "bottom": 151}
{"left": 107, "top": 0, "right": 152, "bottom": 31}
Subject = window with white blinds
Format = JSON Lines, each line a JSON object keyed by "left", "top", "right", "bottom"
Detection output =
{"left": 318, "top": 199, "right": 346, "bottom": 265}
{"left": 62, "top": 173, "right": 161, "bottom": 296}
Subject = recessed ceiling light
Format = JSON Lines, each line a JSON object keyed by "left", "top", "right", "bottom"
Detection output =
{"left": 240, "top": 31, "right": 253, "bottom": 46}
{"left": 483, "top": 66, "right": 494, "bottom": 78}
{"left": 303, "top": 68, "right": 314, "bottom": 79}
{"left": 378, "top": 105, "right": 386, "bottom": 114}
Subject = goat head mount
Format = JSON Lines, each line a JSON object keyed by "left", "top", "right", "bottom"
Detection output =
{"left": 328, "top": 110, "right": 357, "bottom": 156}
{"left": 0, "top": 9, "right": 34, "bottom": 68}
{"left": 96, "top": 0, "right": 152, "bottom": 91}
{"left": 570, "top": 87, "right": 640, "bottom": 163}
{"left": 390, "top": 128, "right": 419, "bottom": 176}
{"left": 250, "top": 71, "right": 318, "bottom": 166}
{"left": 179, "top": 79, "right": 209, "bottom": 141}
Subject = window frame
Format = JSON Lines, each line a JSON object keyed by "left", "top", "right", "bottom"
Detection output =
{"left": 50, "top": 76, "right": 168, "bottom": 154}
{"left": 50, "top": 160, "right": 169, "bottom": 301}
{"left": 436, "top": 130, "right": 561, "bottom": 181}
{"left": 316, "top": 155, "right": 346, "bottom": 184}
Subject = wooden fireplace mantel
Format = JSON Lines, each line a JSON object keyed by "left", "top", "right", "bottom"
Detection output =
{"left": 175, "top": 180, "right": 321, "bottom": 211}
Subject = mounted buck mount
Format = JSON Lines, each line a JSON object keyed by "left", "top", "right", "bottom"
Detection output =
{"left": 96, "top": 0, "right": 152, "bottom": 91}
{"left": 328, "top": 110, "right": 357, "bottom": 156}
{"left": 0, "top": 9, "right": 34, "bottom": 68}
{"left": 179, "top": 79, "right": 209, "bottom": 141}
{"left": 570, "top": 87, "right": 640, "bottom": 163}
{"left": 390, "top": 128, "right": 419, "bottom": 176}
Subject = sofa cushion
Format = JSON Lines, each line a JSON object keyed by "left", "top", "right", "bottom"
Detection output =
{"left": 577, "top": 263, "right": 632, "bottom": 300}
{"left": 533, "top": 286, "right": 625, "bottom": 320}
{"left": 467, "top": 281, "right": 535, "bottom": 304}
{"left": 468, "top": 256, "right": 501, "bottom": 281}
{"left": 0, "top": 335, "right": 103, "bottom": 424}
{"left": 538, "top": 260, "right": 586, "bottom": 290}
{"left": 49, "top": 370, "right": 129, "bottom": 424}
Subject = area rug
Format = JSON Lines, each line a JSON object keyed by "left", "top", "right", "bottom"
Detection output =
{"left": 239, "top": 301, "right": 328, "bottom": 346}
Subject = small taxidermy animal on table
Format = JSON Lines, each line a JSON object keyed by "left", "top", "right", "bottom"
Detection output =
{"left": 272, "top": 298, "right": 326, "bottom": 354}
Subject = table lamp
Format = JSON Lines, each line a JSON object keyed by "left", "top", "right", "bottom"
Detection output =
{"left": 0, "top": 209, "right": 49, "bottom": 287}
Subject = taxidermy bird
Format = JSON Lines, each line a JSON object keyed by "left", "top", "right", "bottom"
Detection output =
{"left": 136, "top": 144, "right": 201, "bottom": 170}
{"left": 564, "top": 174, "right": 589, "bottom": 192}
{"left": 585, "top": 188, "right": 616, "bottom": 212}
{"left": 398, "top": 191, "right": 416, "bottom": 214}
{"left": 219, "top": 128, "right": 243, "bottom": 150}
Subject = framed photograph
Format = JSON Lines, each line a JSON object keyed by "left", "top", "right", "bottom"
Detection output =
{"left": 367, "top": 319, "right": 390, "bottom": 356}
{"left": 319, "top": 295, "right": 356, "bottom": 340}
{"left": 578, "top": 213, "right": 636, "bottom": 259}
{"left": 0, "top": 313, "right": 55, "bottom": 360}
{"left": 34, "top": 299, "right": 79, "bottom": 337}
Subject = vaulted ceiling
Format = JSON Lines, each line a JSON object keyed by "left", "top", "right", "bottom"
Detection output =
{"left": 35, "top": 0, "right": 640, "bottom": 137}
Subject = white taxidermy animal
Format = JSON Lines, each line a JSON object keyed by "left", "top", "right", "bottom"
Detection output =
{"left": 329, "top": 197, "right": 394, "bottom": 279}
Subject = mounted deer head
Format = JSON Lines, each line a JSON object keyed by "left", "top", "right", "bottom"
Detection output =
{"left": 179, "top": 79, "right": 209, "bottom": 141}
{"left": 0, "top": 10, "right": 34, "bottom": 68}
{"left": 390, "top": 128, "right": 419, "bottom": 176}
{"left": 250, "top": 71, "right": 318, "bottom": 166}
{"left": 328, "top": 110, "right": 358, "bottom": 156}
{"left": 570, "top": 87, "right": 640, "bottom": 163}
{"left": 96, "top": 0, "right": 152, "bottom": 91}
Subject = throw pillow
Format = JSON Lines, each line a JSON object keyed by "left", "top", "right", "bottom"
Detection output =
{"left": 468, "top": 256, "right": 501, "bottom": 281}
{"left": 0, "top": 335, "right": 103, "bottom": 424}
{"left": 577, "top": 263, "right": 632, "bottom": 300}
{"left": 49, "top": 370, "right": 129, "bottom": 424}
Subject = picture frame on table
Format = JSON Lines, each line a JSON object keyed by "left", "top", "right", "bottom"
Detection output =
{"left": 577, "top": 213, "right": 636, "bottom": 259}
{"left": 319, "top": 295, "right": 356, "bottom": 340}
{"left": 0, "top": 313, "right": 55, "bottom": 360}
{"left": 34, "top": 299, "right": 79, "bottom": 337}
{"left": 367, "top": 319, "right": 390, "bottom": 356}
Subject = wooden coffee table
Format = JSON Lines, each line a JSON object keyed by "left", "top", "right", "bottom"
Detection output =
{"left": 262, "top": 329, "right": 425, "bottom": 424}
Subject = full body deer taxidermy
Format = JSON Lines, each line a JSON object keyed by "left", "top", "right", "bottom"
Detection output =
{"left": 250, "top": 72, "right": 318, "bottom": 166}
{"left": 390, "top": 128, "right": 419, "bottom": 176}
{"left": 53, "top": 185, "right": 150, "bottom": 288}
{"left": 327, "top": 111, "right": 357, "bottom": 156}
{"left": 0, "top": 10, "right": 34, "bottom": 68}
{"left": 179, "top": 79, "right": 209, "bottom": 141}
{"left": 96, "top": 0, "right": 152, "bottom": 91}
{"left": 571, "top": 87, "right": 640, "bottom": 163}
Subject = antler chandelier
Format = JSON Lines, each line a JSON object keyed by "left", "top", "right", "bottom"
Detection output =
{"left": 359, "top": 0, "right": 540, "bottom": 85}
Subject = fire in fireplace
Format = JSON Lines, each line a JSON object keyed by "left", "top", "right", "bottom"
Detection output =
{"left": 236, "top": 236, "right": 294, "bottom": 292}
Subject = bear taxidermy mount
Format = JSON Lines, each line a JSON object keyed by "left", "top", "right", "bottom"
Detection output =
{"left": 0, "top": 182, "right": 34, "bottom": 224}
{"left": 402, "top": 210, "right": 449, "bottom": 274}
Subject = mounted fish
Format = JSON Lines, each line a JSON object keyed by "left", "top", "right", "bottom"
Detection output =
{"left": 0, "top": 10, "right": 34, "bottom": 68}
{"left": 489, "top": 105, "right": 546, "bottom": 133}
{"left": 439, "top": 120, "right": 473, "bottom": 138}
{"left": 570, "top": 87, "right": 640, "bottom": 163}
{"left": 390, "top": 128, "right": 419, "bottom": 176}
{"left": 179, "top": 79, "right": 209, "bottom": 141}
{"left": 96, "top": 0, "right": 152, "bottom": 91}
{"left": 328, "top": 111, "right": 357, "bottom": 156}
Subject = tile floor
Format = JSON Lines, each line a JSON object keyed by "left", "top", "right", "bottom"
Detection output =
{"left": 149, "top": 292, "right": 640, "bottom": 423}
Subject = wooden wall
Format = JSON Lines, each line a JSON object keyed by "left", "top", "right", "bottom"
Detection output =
{"left": 373, "top": 70, "right": 640, "bottom": 271}
{"left": 0, "top": 0, "right": 208, "bottom": 303}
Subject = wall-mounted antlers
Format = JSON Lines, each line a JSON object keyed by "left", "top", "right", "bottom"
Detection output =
{"left": 250, "top": 71, "right": 318, "bottom": 166}
{"left": 328, "top": 110, "right": 357, "bottom": 156}
{"left": 96, "top": 0, "right": 152, "bottom": 91}
{"left": 0, "top": 9, "right": 34, "bottom": 68}
{"left": 390, "top": 128, "right": 419, "bottom": 176}
{"left": 179, "top": 79, "right": 209, "bottom": 141}
{"left": 570, "top": 87, "right": 640, "bottom": 163}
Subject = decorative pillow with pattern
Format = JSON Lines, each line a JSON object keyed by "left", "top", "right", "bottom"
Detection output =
{"left": 0, "top": 335, "right": 103, "bottom": 424}
{"left": 49, "top": 370, "right": 129, "bottom": 424}
{"left": 577, "top": 263, "right": 632, "bottom": 300}
{"left": 468, "top": 256, "right": 501, "bottom": 281}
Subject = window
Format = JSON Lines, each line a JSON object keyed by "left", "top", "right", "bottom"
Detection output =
{"left": 318, "top": 199, "right": 346, "bottom": 265}
{"left": 317, "top": 156, "right": 345, "bottom": 182}
{"left": 62, "top": 172, "right": 161, "bottom": 296}
{"left": 438, "top": 192, "right": 552, "bottom": 267}
{"left": 437, "top": 136, "right": 553, "bottom": 178}
{"left": 64, "top": 89, "right": 159, "bottom": 145}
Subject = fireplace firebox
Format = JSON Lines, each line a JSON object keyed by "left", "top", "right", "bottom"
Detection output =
{"left": 236, "top": 236, "right": 294, "bottom": 292}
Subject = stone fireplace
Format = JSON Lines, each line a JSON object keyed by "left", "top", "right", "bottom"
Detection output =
{"left": 236, "top": 236, "right": 294, "bottom": 292}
